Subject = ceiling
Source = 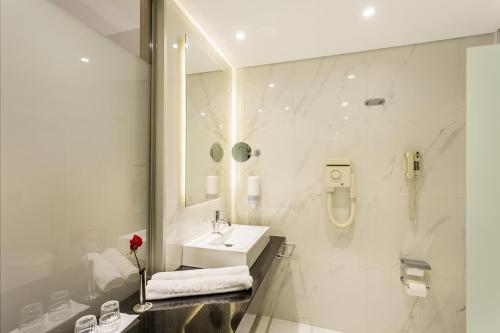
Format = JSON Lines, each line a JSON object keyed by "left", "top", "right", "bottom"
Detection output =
{"left": 175, "top": 0, "right": 500, "bottom": 68}
{"left": 186, "top": 35, "right": 225, "bottom": 74}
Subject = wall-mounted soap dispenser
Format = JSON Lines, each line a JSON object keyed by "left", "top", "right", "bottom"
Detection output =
{"left": 248, "top": 176, "right": 260, "bottom": 209}
{"left": 403, "top": 151, "right": 421, "bottom": 220}
{"left": 206, "top": 175, "right": 218, "bottom": 200}
{"left": 325, "top": 160, "right": 356, "bottom": 228}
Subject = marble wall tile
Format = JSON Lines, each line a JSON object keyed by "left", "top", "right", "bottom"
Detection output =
{"left": 235, "top": 34, "right": 493, "bottom": 332}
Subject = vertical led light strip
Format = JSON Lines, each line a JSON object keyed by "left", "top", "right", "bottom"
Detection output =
{"left": 179, "top": 35, "right": 186, "bottom": 206}
{"left": 230, "top": 70, "right": 237, "bottom": 221}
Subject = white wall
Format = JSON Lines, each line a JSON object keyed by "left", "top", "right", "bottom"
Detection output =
{"left": 466, "top": 43, "right": 500, "bottom": 333}
{"left": 235, "top": 34, "right": 493, "bottom": 333}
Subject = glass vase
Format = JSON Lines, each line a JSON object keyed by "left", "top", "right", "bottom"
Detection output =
{"left": 133, "top": 268, "right": 152, "bottom": 313}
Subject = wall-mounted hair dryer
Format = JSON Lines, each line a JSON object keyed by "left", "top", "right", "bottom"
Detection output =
{"left": 325, "top": 160, "right": 356, "bottom": 228}
{"left": 403, "top": 151, "right": 421, "bottom": 220}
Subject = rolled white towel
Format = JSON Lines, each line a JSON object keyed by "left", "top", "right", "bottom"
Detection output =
{"left": 151, "top": 265, "right": 250, "bottom": 281}
{"left": 86, "top": 253, "right": 125, "bottom": 292}
{"left": 146, "top": 274, "right": 253, "bottom": 300}
{"left": 102, "top": 248, "right": 139, "bottom": 282}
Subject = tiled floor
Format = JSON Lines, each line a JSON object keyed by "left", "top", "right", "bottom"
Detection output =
{"left": 236, "top": 314, "right": 342, "bottom": 333}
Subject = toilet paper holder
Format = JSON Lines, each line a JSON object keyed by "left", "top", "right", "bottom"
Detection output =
{"left": 400, "top": 258, "right": 431, "bottom": 289}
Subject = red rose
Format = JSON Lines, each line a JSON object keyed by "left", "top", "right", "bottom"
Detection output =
{"left": 130, "top": 234, "right": 143, "bottom": 252}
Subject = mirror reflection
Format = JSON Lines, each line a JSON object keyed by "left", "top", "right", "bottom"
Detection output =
{"left": 231, "top": 142, "right": 260, "bottom": 162}
{"left": 232, "top": 142, "right": 251, "bottom": 162}
{"left": 210, "top": 143, "right": 224, "bottom": 163}
{"left": 185, "top": 34, "right": 231, "bottom": 206}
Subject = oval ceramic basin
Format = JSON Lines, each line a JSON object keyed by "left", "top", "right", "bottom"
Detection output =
{"left": 182, "top": 224, "right": 270, "bottom": 268}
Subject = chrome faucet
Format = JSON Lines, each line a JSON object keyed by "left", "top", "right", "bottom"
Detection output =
{"left": 212, "top": 210, "right": 231, "bottom": 234}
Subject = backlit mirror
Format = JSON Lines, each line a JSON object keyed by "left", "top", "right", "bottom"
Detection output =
{"left": 185, "top": 34, "right": 231, "bottom": 206}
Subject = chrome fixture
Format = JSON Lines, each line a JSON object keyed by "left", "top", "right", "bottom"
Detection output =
{"left": 400, "top": 258, "right": 431, "bottom": 290}
{"left": 276, "top": 241, "right": 296, "bottom": 260}
{"left": 364, "top": 98, "right": 386, "bottom": 106}
{"left": 212, "top": 210, "right": 232, "bottom": 234}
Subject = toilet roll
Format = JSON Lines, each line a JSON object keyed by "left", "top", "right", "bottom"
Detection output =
{"left": 406, "top": 267, "right": 425, "bottom": 277}
{"left": 206, "top": 176, "right": 218, "bottom": 199}
{"left": 406, "top": 280, "right": 427, "bottom": 298}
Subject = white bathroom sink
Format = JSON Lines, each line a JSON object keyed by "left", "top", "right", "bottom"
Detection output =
{"left": 182, "top": 224, "right": 270, "bottom": 268}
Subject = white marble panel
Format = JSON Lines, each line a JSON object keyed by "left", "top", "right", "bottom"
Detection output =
{"left": 234, "top": 34, "right": 493, "bottom": 332}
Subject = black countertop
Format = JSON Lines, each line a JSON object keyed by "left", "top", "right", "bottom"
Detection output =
{"left": 120, "top": 236, "right": 286, "bottom": 333}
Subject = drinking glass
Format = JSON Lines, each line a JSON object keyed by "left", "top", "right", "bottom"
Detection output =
{"left": 99, "top": 300, "right": 121, "bottom": 332}
{"left": 48, "top": 290, "right": 72, "bottom": 322}
{"left": 19, "top": 302, "right": 45, "bottom": 333}
{"left": 74, "top": 315, "right": 97, "bottom": 333}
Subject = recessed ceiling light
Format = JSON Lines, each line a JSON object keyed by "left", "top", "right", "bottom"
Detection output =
{"left": 268, "top": 83, "right": 275, "bottom": 88}
{"left": 235, "top": 31, "right": 246, "bottom": 40}
{"left": 348, "top": 74, "right": 356, "bottom": 79}
{"left": 219, "top": 124, "right": 223, "bottom": 128}
{"left": 342, "top": 102, "right": 349, "bottom": 107}
{"left": 200, "top": 112, "right": 206, "bottom": 116}
{"left": 258, "top": 108, "right": 263, "bottom": 113}
{"left": 80, "top": 57, "right": 90, "bottom": 63}
{"left": 343, "top": 115, "right": 350, "bottom": 120}
{"left": 285, "top": 106, "right": 291, "bottom": 111}
{"left": 172, "top": 43, "right": 178, "bottom": 49}
{"left": 363, "top": 7, "right": 375, "bottom": 17}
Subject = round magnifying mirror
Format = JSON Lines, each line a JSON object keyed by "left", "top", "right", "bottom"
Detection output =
{"left": 232, "top": 142, "right": 251, "bottom": 162}
{"left": 210, "top": 143, "right": 224, "bottom": 163}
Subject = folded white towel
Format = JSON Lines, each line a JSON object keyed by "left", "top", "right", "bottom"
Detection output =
{"left": 146, "top": 274, "right": 253, "bottom": 300}
{"left": 86, "top": 253, "right": 125, "bottom": 292}
{"left": 102, "top": 248, "right": 140, "bottom": 282}
{"left": 151, "top": 265, "right": 250, "bottom": 281}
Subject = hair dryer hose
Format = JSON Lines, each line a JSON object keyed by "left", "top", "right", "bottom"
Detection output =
{"left": 326, "top": 190, "right": 356, "bottom": 229}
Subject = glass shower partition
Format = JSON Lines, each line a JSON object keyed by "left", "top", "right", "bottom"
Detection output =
{"left": 0, "top": 0, "right": 152, "bottom": 331}
{"left": 466, "top": 42, "right": 500, "bottom": 332}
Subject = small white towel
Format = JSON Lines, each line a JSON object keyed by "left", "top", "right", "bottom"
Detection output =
{"left": 86, "top": 253, "right": 125, "bottom": 292}
{"left": 151, "top": 265, "right": 250, "bottom": 281}
{"left": 146, "top": 274, "right": 253, "bottom": 300}
{"left": 102, "top": 248, "right": 139, "bottom": 282}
